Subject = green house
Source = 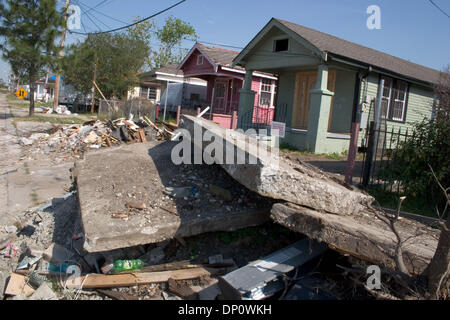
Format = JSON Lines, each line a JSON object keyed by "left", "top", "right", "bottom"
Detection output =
{"left": 233, "top": 18, "right": 441, "bottom": 154}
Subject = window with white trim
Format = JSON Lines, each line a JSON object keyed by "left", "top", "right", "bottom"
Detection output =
{"left": 259, "top": 79, "right": 273, "bottom": 108}
{"left": 197, "top": 55, "right": 204, "bottom": 65}
{"left": 381, "top": 77, "right": 408, "bottom": 122}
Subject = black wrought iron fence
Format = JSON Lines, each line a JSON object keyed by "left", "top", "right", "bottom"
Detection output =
{"left": 360, "top": 121, "right": 419, "bottom": 193}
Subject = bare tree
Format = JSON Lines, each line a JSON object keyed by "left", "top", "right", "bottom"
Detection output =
{"left": 434, "top": 65, "right": 450, "bottom": 119}
{"left": 423, "top": 166, "right": 449, "bottom": 300}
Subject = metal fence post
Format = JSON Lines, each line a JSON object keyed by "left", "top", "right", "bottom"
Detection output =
{"left": 362, "top": 121, "right": 375, "bottom": 187}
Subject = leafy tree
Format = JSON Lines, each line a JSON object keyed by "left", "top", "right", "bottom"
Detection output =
{"left": 62, "top": 32, "right": 149, "bottom": 99}
{"left": 129, "top": 15, "right": 197, "bottom": 70}
{"left": 127, "top": 19, "right": 155, "bottom": 72}
{"left": 0, "top": 0, "right": 64, "bottom": 115}
{"left": 150, "top": 16, "right": 197, "bottom": 69}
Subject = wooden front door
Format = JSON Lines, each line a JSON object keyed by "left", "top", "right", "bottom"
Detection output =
{"left": 292, "top": 70, "right": 336, "bottom": 130}
{"left": 213, "top": 80, "right": 228, "bottom": 114}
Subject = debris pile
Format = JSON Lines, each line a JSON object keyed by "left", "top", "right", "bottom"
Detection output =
{"left": 20, "top": 116, "right": 175, "bottom": 155}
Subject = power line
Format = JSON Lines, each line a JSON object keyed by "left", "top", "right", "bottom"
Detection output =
{"left": 72, "top": 0, "right": 105, "bottom": 32}
{"left": 69, "top": 0, "right": 187, "bottom": 35}
{"left": 76, "top": 0, "right": 128, "bottom": 25}
{"left": 428, "top": 0, "right": 450, "bottom": 18}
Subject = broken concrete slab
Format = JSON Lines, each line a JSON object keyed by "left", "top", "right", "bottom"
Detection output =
{"left": 73, "top": 141, "right": 272, "bottom": 252}
{"left": 179, "top": 115, "right": 373, "bottom": 215}
{"left": 271, "top": 203, "right": 439, "bottom": 274}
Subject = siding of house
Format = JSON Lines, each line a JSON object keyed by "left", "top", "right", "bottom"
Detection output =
{"left": 183, "top": 50, "right": 216, "bottom": 76}
{"left": 357, "top": 73, "right": 435, "bottom": 147}
{"left": 243, "top": 26, "right": 321, "bottom": 71}
{"left": 328, "top": 69, "right": 356, "bottom": 134}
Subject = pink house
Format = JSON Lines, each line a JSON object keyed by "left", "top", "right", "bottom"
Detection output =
{"left": 178, "top": 42, "right": 277, "bottom": 129}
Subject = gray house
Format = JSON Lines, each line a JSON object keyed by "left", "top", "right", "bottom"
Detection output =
{"left": 233, "top": 18, "right": 441, "bottom": 154}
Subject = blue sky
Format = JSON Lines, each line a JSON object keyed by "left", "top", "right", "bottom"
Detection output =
{"left": 1, "top": 0, "right": 449, "bottom": 83}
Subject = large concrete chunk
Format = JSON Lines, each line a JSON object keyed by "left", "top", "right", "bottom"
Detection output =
{"left": 73, "top": 141, "right": 272, "bottom": 252}
{"left": 179, "top": 115, "right": 373, "bottom": 215}
{"left": 271, "top": 202, "right": 439, "bottom": 274}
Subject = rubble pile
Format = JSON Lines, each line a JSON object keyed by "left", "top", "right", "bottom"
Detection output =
{"left": 19, "top": 116, "right": 174, "bottom": 156}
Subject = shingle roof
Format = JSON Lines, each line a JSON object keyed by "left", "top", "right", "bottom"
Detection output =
{"left": 196, "top": 42, "right": 243, "bottom": 69}
{"left": 275, "top": 18, "right": 441, "bottom": 84}
{"left": 155, "top": 64, "right": 184, "bottom": 76}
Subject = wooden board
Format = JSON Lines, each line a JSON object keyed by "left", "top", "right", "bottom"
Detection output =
{"left": 65, "top": 267, "right": 214, "bottom": 289}
{"left": 5, "top": 273, "right": 35, "bottom": 297}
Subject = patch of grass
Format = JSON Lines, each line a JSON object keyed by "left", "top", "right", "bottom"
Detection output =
{"left": 280, "top": 142, "right": 350, "bottom": 161}
{"left": 12, "top": 115, "right": 86, "bottom": 125}
{"left": 365, "top": 186, "right": 437, "bottom": 218}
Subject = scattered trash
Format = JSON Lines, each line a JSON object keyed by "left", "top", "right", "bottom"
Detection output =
{"left": 1, "top": 242, "right": 18, "bottom": 258}
{"left": 283, "top": 276, "right": 336, "bottom": 300}
{"left": 16, "top": 255, "right": 42, "bottom": 270}
{"left": 164, "top": 187, "right": 195, "bottom": 199}
{"left": 113, "top": 259, "right": 145, "bottom": 273}
{"left": 4, "top": 225, "right": 18, "bottom": 234}
{"left": 218, "top": 239, "right": 327, "bottom": 300}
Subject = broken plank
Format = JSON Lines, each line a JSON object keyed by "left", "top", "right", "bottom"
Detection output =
{"left": 65, "top": 267, "right": 215, "bottom": 289}
{"left": 270, "top": 202, "right": 439, "bottom": 274}
{"left": 129, "top": 260, "right": 201, "bottom": 273}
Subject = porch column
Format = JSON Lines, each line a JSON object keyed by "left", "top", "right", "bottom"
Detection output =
{"left": 307, "top": 64, "right": 334, "bottom": 153}
{"left": 237, "top": 69, "right": 256, "bottom": 129}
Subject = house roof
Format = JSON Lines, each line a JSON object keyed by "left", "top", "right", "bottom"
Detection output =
{"left": 195, "top": 42, "right": 242, "bottom": 69}
{"left": 155, "top": 64, "right": 184, "bottom": 76}
{"left": 236, "top": 18, "right": 441, "bottom": 85}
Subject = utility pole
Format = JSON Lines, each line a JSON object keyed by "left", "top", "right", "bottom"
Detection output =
{"left": 53, "top": 0, "right": 70, "bottom": 110}
{"left": 90, "top": 56, "right": 97, "bottom": 114}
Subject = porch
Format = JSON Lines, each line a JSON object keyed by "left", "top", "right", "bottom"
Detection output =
{"left": 237, "top": 64, "right": 355, "bottom": 154}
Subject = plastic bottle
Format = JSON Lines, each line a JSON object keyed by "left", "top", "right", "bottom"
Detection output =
{"left": 113, "top": 259, "right": 145, "bottom": 273}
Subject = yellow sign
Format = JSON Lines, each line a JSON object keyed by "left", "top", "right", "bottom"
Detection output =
{"left": 16, "top": 88, "right": 27, "bottom": 99}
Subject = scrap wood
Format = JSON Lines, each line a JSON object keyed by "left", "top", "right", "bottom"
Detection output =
{"left": 143, "top": 116, "right": 163, "bottom": 134}
{"left": 5, "top": 273, "right": 35, "bottom": 297}
{"left": 138, "top": 129, "right": 146, "bottom": 143}
{"left": 123, "top": 260, "right": 201, "bottom": 274}
{"left": 65, "top": 267, "right": 216, "bottom": 289}
{"left": 168, "top": 278, "right": 198, "bottom": 300}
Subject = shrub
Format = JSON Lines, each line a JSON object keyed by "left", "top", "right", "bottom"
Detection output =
{"left": 380, "top": 117, "right": 450, "bottom": 210}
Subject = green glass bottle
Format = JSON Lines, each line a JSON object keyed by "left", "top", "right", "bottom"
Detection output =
{"left": 113, "top": 259, "right": 145, "bottom": 273}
